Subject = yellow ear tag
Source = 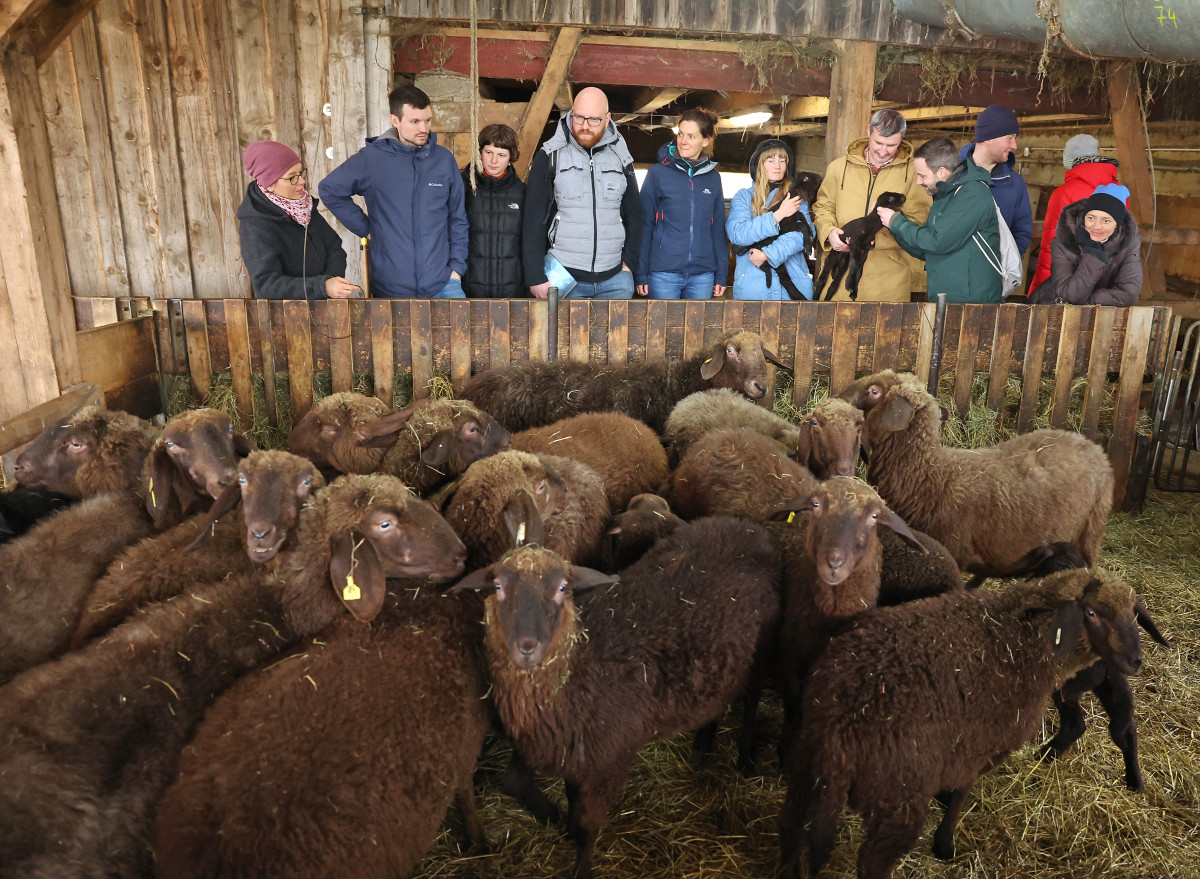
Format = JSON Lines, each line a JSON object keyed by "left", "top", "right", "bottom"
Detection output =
{"left": 787, "top": 512, "right": 796, "bottom": 524}
{"left": 702, "top": 357, "right": 712, "bottom": 366}
{"left": 1054, "top": 627, "right": 1062, "bottom": 646}
{"left": 517, "top": 521, "right": 526, "bottom": 544}
{"left": 148, "top": 476, "right": 156, "bottom": 509}
{"left": 342, "top": 572, "right": 361, "bottom": 602}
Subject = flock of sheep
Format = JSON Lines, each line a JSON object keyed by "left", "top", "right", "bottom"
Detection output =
{"left": 0, "top": 328, "right": 1166, "bottom": 879}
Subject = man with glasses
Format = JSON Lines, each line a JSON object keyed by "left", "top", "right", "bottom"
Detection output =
{"left": 522, "top": 87, "right": 642, "bottom": 300}
{"left": 320, "top": 84, "right": 468, "bottom": 298}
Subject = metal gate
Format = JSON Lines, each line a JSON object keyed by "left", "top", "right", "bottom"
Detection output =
{"left": 1150, "top": 317, "right": 1200, "bottom": 491}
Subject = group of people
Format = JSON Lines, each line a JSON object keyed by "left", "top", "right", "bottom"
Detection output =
{"left": 236, "top": 84, "right": 1143, "bottom": 307}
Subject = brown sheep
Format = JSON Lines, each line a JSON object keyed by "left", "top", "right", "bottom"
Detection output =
{"left": 512, "top": 412, "right": 669, "bottom": 511}
{"left": 840, "top": 369, "right": 1113, "bottom": 577}
{"left": 286, "top": 391, "right": 391, "bottom": 477}
{"left": 599, "top": 493, "right": 684, "bottom": 574}
{"left": 460, "top": 328, "right": 787, "bottom": 433}
{"left": 780, "top": 568, "right": 1155, "bottom": 879}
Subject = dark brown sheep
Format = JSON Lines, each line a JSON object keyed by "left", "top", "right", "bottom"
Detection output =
{"left": 512, "top": 412, "right": 669, "bottom": 511}
{"left": 460, "top": 328, "right": 787, "bottom": 433}
{"left": 0, "top": 472, "right": 464, "bottom": 879}
{"left": 0, "top": 488, "right": 75, "bottom": 545}
{"left": 452, "top": 510, "right": 781, "bottom": 879}
{"left": 286, "top": 391, "right": 391, "bottom": 477}
{"left": 840, "top": 369, "right": 1113, "bottom": 577}
{"left": 780, "top": 568, "right": 1154, "bottom": 879}
{"left": 599, "top": 493, "right": 684, "bottom": 574}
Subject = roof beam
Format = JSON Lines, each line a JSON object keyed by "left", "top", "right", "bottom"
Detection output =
{"left": 514, "top": 26, "right": 582, "bottom": 178}
{"left": 615, "top": 86, "right": 686, "bottom": 122}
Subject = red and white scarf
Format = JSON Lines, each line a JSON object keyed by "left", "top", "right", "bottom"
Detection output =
{"left": 260, "top": 184, "right": 313, "bottom": 227}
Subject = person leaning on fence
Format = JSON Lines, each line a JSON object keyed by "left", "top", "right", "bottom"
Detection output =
{"left": 878, "top": 136, "right": 1003, "bottom": 304}
{"left": 811, "top": 108, "right": 932, "bottom": 302}
{"left": 725, "top": 138, "right": 814, "bottom": 301}
{"left": 237, "top": 141, "right": 357, "bottom": 300}
{"left": 635, "top": 108, "right": 727, "bottom": 300}
{"left": 1034, "top": 183, "right": 1142, "bottom": 306}
{"left": 461, "top": 123, "right": 526, "bottom": 299}
{"left": 319, "top": 85, "right": 467, "bottom": 299}
{"left": 521, "top": 87, "right": 642, "bottom": 300}
{"left": 1026, "top": 134, "right": 1124, "bottom": 300}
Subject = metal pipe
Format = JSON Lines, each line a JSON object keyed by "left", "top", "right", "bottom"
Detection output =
{"left": 547, "top": 287, "right": 559, "bottom": 362}
{"left": 927, "top": 293, "right": 949, "bottom": 396}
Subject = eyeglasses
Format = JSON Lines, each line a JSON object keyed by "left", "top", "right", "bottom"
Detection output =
{"left": 573, "top": 115, "right": 606, "bottom": 129}
{"left": 282, "top": 168, "right": 307, "bottom": 185}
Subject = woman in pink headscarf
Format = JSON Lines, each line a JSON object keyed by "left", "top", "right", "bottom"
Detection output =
{"left": 238, "top": 141, "right": 357, "bottom": 299}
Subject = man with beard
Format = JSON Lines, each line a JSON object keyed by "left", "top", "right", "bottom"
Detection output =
{"left": 522, "top": 87, "right": 642, "bottom": 300}
{"left": 959, "top": 104, "right": 1033, "bottom": 258}
{"left": 320, "top": 84, "right": 468, "bottom": 298}
{"left": 876, "top": 136, "right": 1003, "bottom": 304}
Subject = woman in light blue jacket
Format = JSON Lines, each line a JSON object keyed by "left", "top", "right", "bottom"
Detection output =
{"left": 726, "top": 138, "right": 814, "bottom": 301}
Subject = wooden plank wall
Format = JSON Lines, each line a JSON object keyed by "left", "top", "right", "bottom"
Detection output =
{"left": 94, "top": 298, "right": 1166, "bottom": 509}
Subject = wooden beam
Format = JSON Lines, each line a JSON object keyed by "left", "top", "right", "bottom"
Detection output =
{"left": 0, "top": 0, "right": 43, "bottom": 39}
{"left": 891, "top": 104, "right": 982, "bottom": 121}
{"left": 0, "top": 380, "right": 100, "bottom": 456}
{"left": 514, "top": 26, "right": 582, "bottom": 179}
{"left": 554, "top": 79, "right": 572, "bottom": 113}
{"left": 0, "top": 38, "right": 80, "bottom": 418}
{"left": 27, "top": 0, "right": 101, "bottom": 65}
{"left": 1109, "top": 60, "right": 1166, "bottom": 300}
{"left": 785, "top": 95, "right": 829, "bottom": 120}
{"left": 615, "top": 86, "right": 686, "bottom": 123}
{"left": 825, "top": 40, "right": 877, "bottom": 168}
{"left": 1031, "top": 221, "right": 1200, "bottom": 247}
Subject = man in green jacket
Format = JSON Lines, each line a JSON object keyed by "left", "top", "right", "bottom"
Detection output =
{"left": 877, "top": 136, "right": 1003, "bottom": 304}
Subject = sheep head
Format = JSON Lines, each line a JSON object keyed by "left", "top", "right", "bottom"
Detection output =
{"left": 415, "top": 402, "right": 512, "bottom": 492}
{"left": 287, "top": 392, "right": 390, "bottom": 475}
{"left": 145, "top": 409, "right": 255, "bottom": 529}
{"left": 602, "top": 493, "right": 682, "bottom": 573}
{"left": 15, "top": 406, "right": 157, "bottom": 498}
{"left": 874, "top": 191, "right": 906, "bottom": 212}
{"left": 698, "top": 330, "right": 785, "bottom": 401}
{"left": 803, "top": 398, "right": 867, "bottom": 479}
{"left": 838, "top": 370, "right": 945, "bottom": 439}
{"left": 791, "top": 171, "right": 823, "bottom": 207}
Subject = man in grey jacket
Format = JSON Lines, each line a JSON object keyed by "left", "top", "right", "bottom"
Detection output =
{"left": 522, "top": 87, "right": 642, "bottom": 299}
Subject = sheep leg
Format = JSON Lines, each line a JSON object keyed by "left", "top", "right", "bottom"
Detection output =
{"left": 778, "top": 767, "right": 815, "bottom": 879}
{"left": 857, "top": 801, "right": 928, "bottom": 879}
{"left": 690, "top": 720, "right": 718, "bottom": 765}
{"left": 1092, "top": 667, "right": 1143, "bottom": 792}
{"left": 931, "top": 787, "right": 969, "bottom": 860}
{"left": 806, "top": 772, "right": 851, "bottom": 877}
{"left": 453, "top": 786, "right": 491, "bottom": 853}
{"left": 502, "top": 752, "right": 562, "bottom": 825}
{"left": 1040, "top": 663, "right": 1103, "bottom": 762}
{"left": 565, "top": 769, "right": 629, "bottom": 879}
{"left": 735, "top": 675, "right": 765, "bottom": 777}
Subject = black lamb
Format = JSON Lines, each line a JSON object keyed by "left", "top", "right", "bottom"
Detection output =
{"left": 814, "top": 190, "right": 906, "bottom": 301}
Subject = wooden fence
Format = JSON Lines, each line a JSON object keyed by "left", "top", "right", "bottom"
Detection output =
{"left": 78, "top": 298, "right": 1170, "bottom": 511}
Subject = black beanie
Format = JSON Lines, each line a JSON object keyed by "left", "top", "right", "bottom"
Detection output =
{"left": 748, "top": 138, "right": 794, "bottom": 182}
{"left": 974, "top": 105, "right": 1019, "bottom": 143}
{"left": 1082, "top": 192, "right": 1129, "bottom": 228}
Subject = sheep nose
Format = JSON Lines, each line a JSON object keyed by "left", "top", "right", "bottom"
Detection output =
{"left": 251, "top": 525, "right": 275, "bottom": 541}
{"left": 516, "top": 637, "right": 540, "bottom": 659}
{"left": 827, "top": 554, "right": 846, "bottom": 571}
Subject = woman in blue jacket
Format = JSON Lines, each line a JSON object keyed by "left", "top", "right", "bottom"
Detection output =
{"left": 636, "top": 108, "right": 727, "bottom": 299}
{"left": 726, "top": 138, "right": 814, "bottom": 301}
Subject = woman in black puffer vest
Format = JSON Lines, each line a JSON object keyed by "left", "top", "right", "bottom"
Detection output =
{"left": 461, "top": 124, "right": 526, "bottom": 298}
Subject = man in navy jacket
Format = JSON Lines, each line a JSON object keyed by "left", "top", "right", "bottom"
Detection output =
{"left": 959, "top": 104, "right": 1033, "bottom": 257}
{"left": 320, "top": 85, "right": 468, "bottom": 298}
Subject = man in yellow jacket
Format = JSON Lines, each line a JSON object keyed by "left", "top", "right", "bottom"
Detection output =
{"left": 812, "top": 109, "right": 932, "bottom": 302}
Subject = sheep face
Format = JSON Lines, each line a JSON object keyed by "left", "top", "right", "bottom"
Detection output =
{"left": 806, "top": 399, "right": 866, "bottom": 479}
{"left": 420, "top": 406, "right": 512, "bottom": 480}
{"left": 699, "top": 330, "right": 785, "bottom": 401}
{"left": 602, "top": 494, "right": 680, "bottom": 573}
{"left": 14, "top": 408, "right": 155, "bottom": 497}
{"left": 1059, "top": 572, "right": 1149, "bottom": 677}
{"left": 238, "top": 453, "right": 323, "bottom": 563}
{"left": 156, "top": 410, "right": 252, "bottom": 499}
{"left": 287, "top": 393, "right": 389, "bottom": 473}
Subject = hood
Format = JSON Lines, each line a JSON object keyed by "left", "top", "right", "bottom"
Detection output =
{"left": 236, "top": 181, "right": 322, "bottom": 223}
{"left": 655, "top": 141, "right": 718, "bottom": 176}
{"left": 934, "top": 159, "right": 992, "bottom": 197}
{"left": 1057, "top": 198, "right": 1140, "bottom": 252}
{"left": 365, "top": 128, "right": 438, "bottom": 158}
{"left": 961, "top": 141, "right": 1017, "bottom": 177}
{"left": 845, "top": 136, "right": 915, "bottom": 168}
{"left": 542, "top": 112, "right": 631, "bottom": 164}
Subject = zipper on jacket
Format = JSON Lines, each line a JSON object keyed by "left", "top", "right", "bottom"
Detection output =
{"left": 687, "top": 179, "right": 696, "bottom": 268}
{"left": 590, "top": 154, "right": 598, "bottom": 273}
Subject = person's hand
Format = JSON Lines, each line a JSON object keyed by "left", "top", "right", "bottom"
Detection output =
{"left": 530, "top": 282, "right": 551, "bottom": 300}
{"left": 827, "top": 228, "right": 849, "bottom": 252}
{"left": 636, "top": 284, "right": 649, "bottom": 297}
{"left": 1075, "top": 225, "right": 1109, "bottom": 262}
{"left": 712, "top": 284, "right": 725, "bottom": 298}
{"left": 621, "top": 262, "right": 632, "bottom": 273}
{"left": 876, "top": 206, "right": 896, "bottom": 228}
{"left": 748, "top": 248, "right": 768, "bottom": 268}
{"left": 773, "top": 194, "right": 802, "bottom": 224}
{"left": 450, "top": 270, "right": 461, "bottom": 281}
{"left": 325, "top": 277, "right": 360, "bottom": 299}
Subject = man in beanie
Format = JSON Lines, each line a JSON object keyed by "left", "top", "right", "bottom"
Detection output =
{"left": 959, "top": 104, "right": 1033, "bottom": 257}
{"left": 812, "top": 108, "right": 931, "bottom": 301}
{"left": 238, "top": 140, "right": 354, "bottom": 300}
{"left": 1026, "top": 133, "right": 1122, "bottom": 298}
{"left": 319, "top": 85, "right": 468, "bottom": 298}
{"left": 1037, "top": 182, "right": 1142, "bottom": 306}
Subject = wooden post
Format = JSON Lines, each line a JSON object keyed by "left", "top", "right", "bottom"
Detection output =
{"left": 1108, "top": 60, "right": 1166, "bottom": 299}
{"left": 515, "top": 26, "right": 582, "bottom": 179}
{"left": 0, "top": 37, "right": 80, "bottom": 420}
{"left": 824, "top": 40, "right": 877, "bottom": 168}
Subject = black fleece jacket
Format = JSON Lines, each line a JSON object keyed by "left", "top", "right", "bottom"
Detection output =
{"left": 461, "top": 167, "right": 526, "bottom": 298}
{"left": 236, "top": 183, "right": 348, "bottom": 300}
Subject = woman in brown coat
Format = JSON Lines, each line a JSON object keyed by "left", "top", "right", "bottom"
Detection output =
{"left": 1039, "top": 183, "right": 1141, "bottom": 306}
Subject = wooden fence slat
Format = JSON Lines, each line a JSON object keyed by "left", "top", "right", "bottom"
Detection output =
{"left": 1018, "top": 306, "right": 1052, "bottom": 432}
{"left": 1109, "top": 307, "right": 1155, "bottom": 511}
{"left": 328, "top": 299, "right": 353, "bottom": 393}
{"left": 1049, "top": 305, "right": 1083, "bottom": 429}
{"left": 410, "top": 300, "right": 432, "bottom": 400}
{"left": 987, "top": 304, "right": 1018, "bottom": 410}
{"left": 223, "top": 299, "right": 254, "bottom": 426}
{"left": 369, "top": 301, "right": 394, "bottom": 407}
{"left": 914, "top": 302, "right": 936, "bottom": 384}
{"left": 793, "top": 304, "right": 816, "bottom": 405}
{"left": 251, "top": 300, "right": 278, "bottom": 425}
{"left": 283, "top": 301, "right": 314, "bottom": 417}
{"left": 181, "top": 299, "right": 211, "bottom": 403}
{"left": 952, "top": 306, "right": 982, "bottom": 418}
{"left": 646, "top": 301, "right": 667, "bottom": 361}
{"left": 759, "top": 301, "right": 781, "bottom": 409}
{"left": 569, "top": 302, "right": 590, "bottom": 362}
{"left": 489, "top": 301, "right": 511, "bottom": 368}
{"left": 683, "top": 302, "right": 705, "bottom": 360}
{"left": 723, "top": 300, "right": 743, "bottom": 334}
{"left": 608, "top": 300, "right": 629, "bottom": 365}
{"left": 830, "top": 302, "right": 859, "bottom": 394}
{"left": 873, "top": 304, "right": 902, "bottom": 372}
{"left": 528, "top": 299, "right": 548, "bottom": 362}
{"left": 449, "top": 299, "right": 472, "bottom": 393}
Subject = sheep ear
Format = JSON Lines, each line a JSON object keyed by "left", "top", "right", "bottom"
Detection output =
{"left": 329, "top": 531, "right": 387, "bottom": 623}
{"left": 183, "top": 481, "right": 243, "bottom": 552}
{"left": 858, "top": 422, "right": 872, "bottom": 456}
{"left": 699, "top": 344, "right": 727, "bottom": 380}
{"left": 353, "top": 401, "right": 420, "bottom": 445}
{"left": 1134, "top": 600, "right": 1170, "bottom": 647}
{"left": 793, "top": 421, "right": 813, "bottom": 465}
{"left": 447, "top": 566, "right": 496, "bottom": 594}
{"left": 421, "top": 431, "right": 454, "bottom": 468}
{"left": 876, "top": 507, "right": 927, "bottom": 553}
{"left": 145, "top": 444, "right": 197, "bottom": 528}
{"left": 233, "top": 431, "right": 256, "bottom": 456}
{"left": 1049, "top": 600, "right": 1085, "bottom": 657}
{"left": 569, "top": 565, "right": 617, "bottom": 593}
{"left": 766, "top": 495, "right": 816, "bottom": 522}
{"left": 762, "top": 345, "right": 787, "bottom": 368}
{"left": 879, "top": 395, "right": 914, "bottom": 432}
{"left": 503, "top": 490, "right": 545, "bottom": 547}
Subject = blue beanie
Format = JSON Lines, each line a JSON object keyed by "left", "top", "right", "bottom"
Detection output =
{"left": 974, "top": 105, "right": 1019, "bottom": 143}
{"left": 1083, "top": 183, "right": 1131, "bottom": 227}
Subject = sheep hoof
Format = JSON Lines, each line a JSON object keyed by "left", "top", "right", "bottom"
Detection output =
{"left": 1125, "top": 768, "right": 1144, "bottom": 793}
{"left": 1036, "top": 740, "right": 1065, "bottom": 763}
{"left": 932, "top": 835, "right": 956, "bottom": 861}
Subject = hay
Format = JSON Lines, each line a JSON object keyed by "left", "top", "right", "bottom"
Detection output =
{"left": 736, "top": 38, "right": 836, "bottom": 91}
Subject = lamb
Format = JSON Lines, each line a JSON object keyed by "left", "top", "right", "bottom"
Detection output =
{"left": 0, "top": 487, "right": 74, "bottom": 545}
{"left": 599, "top": 493, "right": 683, "bottom": 574}
{"left": 460, "top": 328, "right": 787, "bottom": 434}
{"left": 512, "top": 411, "right": 669, "bottom": 510}
{"left": 664, "top": 389, "right": 866, "bottom": 476}
{"left": 451, "top": 504, "right": 782, "bottom": 879}
{"left": 814, "top": 190, "right": 906, "bottom": 301}
{"left": 841, "top": 369, "right": 1113, "bottom": 577}
{"left": 779, "top": 567, "right": 1154, "bottom": 879}
{"left": 0, "top": 469, "right": 463, "bottom": 879}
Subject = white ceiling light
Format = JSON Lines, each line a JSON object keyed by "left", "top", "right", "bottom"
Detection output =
{"left": 724, "top": 111, "right": 773, "bottom": 127}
